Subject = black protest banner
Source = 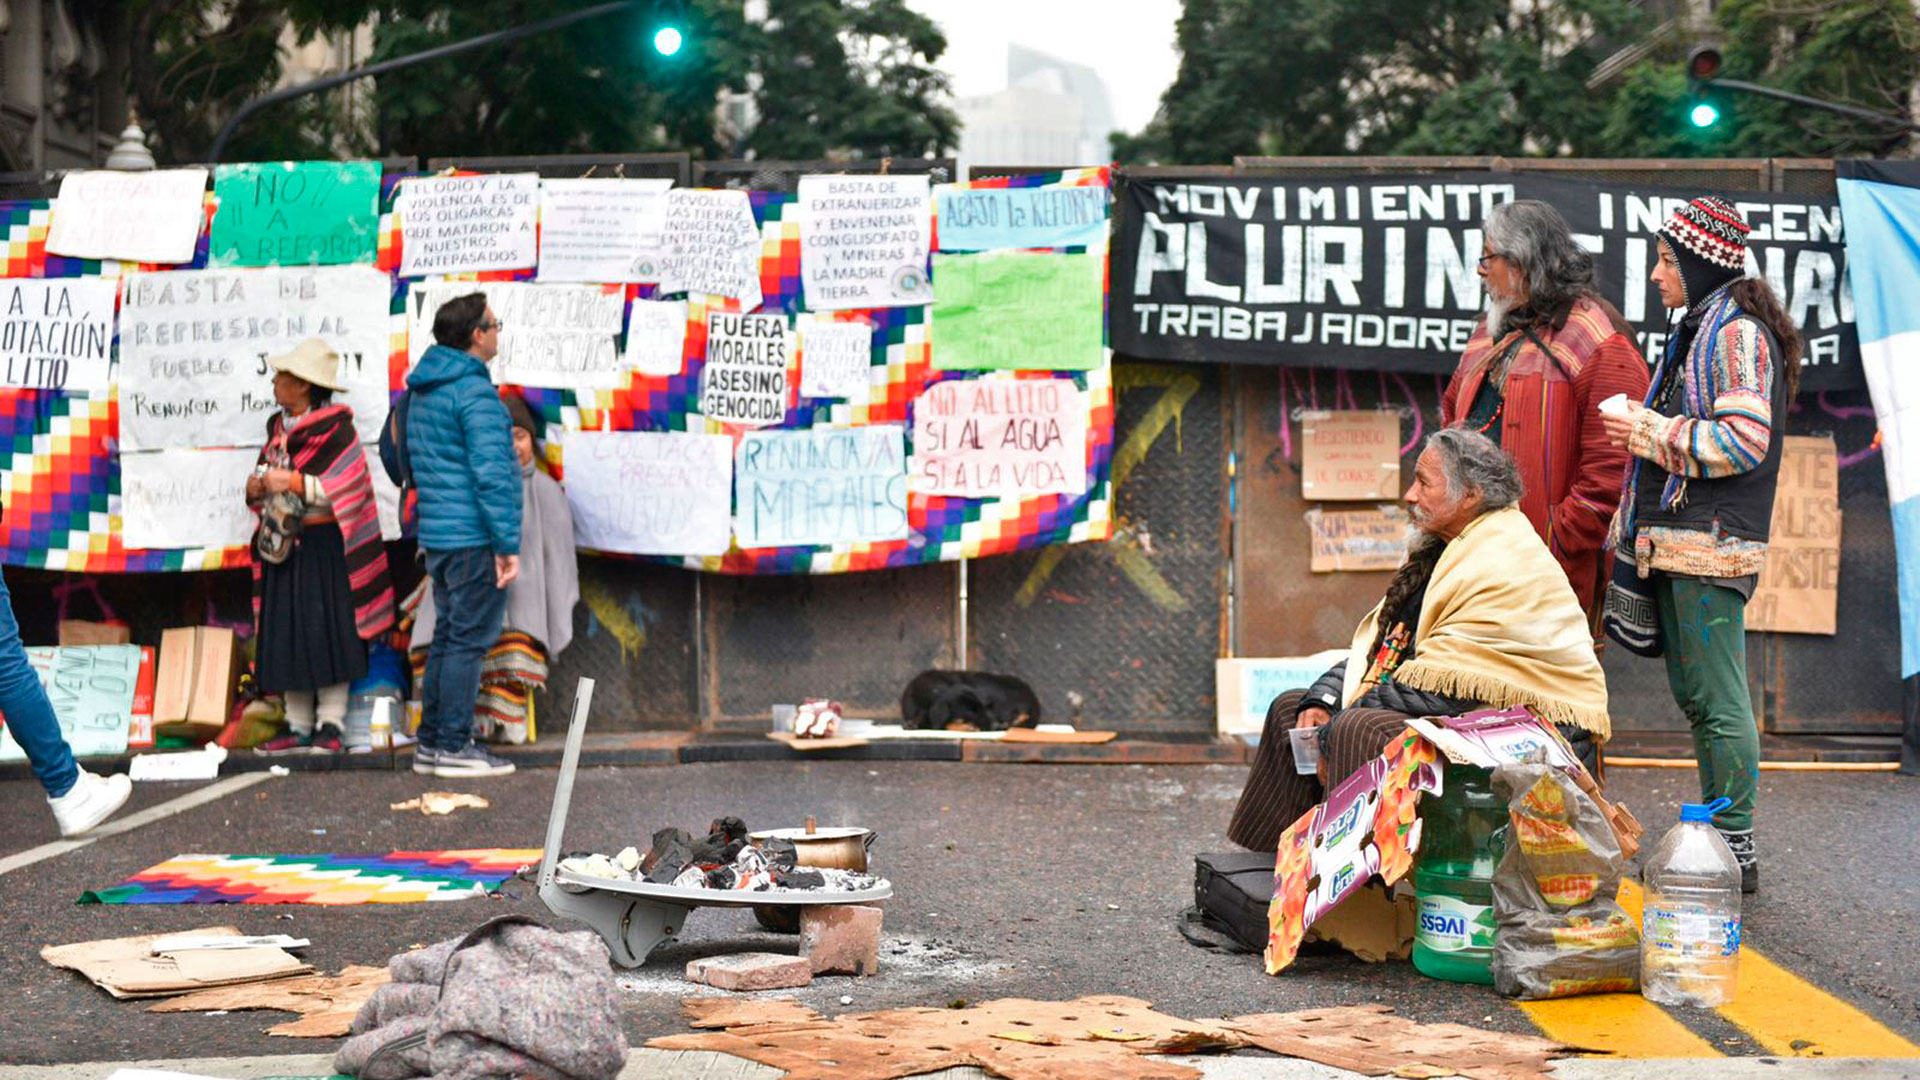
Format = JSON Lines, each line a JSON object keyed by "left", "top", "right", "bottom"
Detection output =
{"left": 1112, "top": 171, "right": 1859, "bottom": 391}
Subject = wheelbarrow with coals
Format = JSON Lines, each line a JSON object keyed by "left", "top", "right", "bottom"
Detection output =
{"left": 535, "top": 678, "right": 894, "bottom": 967}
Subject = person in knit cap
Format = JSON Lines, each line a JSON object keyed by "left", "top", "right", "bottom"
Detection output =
{"left": 1601, "top": 195, "right": 1804, "bottom": 893}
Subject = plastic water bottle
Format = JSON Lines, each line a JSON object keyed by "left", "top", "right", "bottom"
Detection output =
{"left": 1412, "top": 764, "right": 1506, "bottom": 985}
{"left": 1640, "top": 797, "right": 1743, "bottom": 1006}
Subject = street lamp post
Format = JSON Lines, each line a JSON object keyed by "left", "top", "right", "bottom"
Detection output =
{"left": 207, "top": 0, "right": 680, "bottom": 162}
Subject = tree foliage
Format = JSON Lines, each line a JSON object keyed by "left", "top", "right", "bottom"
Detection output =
{"left": 1116, "top": 0, "right": 1920, "bottom": 163}
{"left": 128, "top": 0, "right": 955, "bottom": 164}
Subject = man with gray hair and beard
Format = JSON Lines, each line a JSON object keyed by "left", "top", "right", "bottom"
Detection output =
{"left": 1229, "top": 428, "right": 1611, "bottom": 852}
{"left": 1442, "top": 200, "right": 1649, "bottom": 623}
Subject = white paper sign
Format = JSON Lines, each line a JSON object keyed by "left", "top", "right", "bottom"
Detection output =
{"left": 624, "top": 299, "right": 689, "bottom": 376}
{"left": 797, "top": 174, "right": 932, "bottom": 310}
{"left": 397, "top": 173, "right": 539, "bottom": 277}
{"left": 734, "top": 425, "right": 910, "bottom": 548}
{"left": 537, "top": 177, "right": 674, "bottom": 283}
{"left": 404, "top": 281, "right": 624, "bottom": 388}
{"left": 657, "top": 189, "right": 763, "bottom": 309}
{"left": 560, "top": 430, "right": 733, "bottom": 556}
{"left": 797, "top": 317, "right": 873, "bottom": 399}
{"left": 45, "top": 168, "right": 208, "bottom": 264}
{"left": 119, "top": 266, "right": 393, "bottom": 450}
{"left": 700, "top": 312, "right": 790, "bottom": 426}
{"left": 119, "top": 448, "right": 260, "bottom": 551}
{"left": 0, "top": 278, "right": 119, "bottom": 391}
{"left": 909, "top": 377, "right": 1089, "bottom": 497}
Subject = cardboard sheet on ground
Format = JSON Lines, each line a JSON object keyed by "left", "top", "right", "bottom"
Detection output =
{"left": 1266, "top": 727, "right": 1440, "bottom": 974}
{"left": 559, "top": 430, "right": 733, "bottom": 557}
{"left": 931, "top": 252, "right": 1104, "bottom": 370}
{"left": 118, "top": 266, "right": 392, "bottom": 449}
{"left": 146, "top": 964, "right": 388, "bottom": 1037}
{"left": 390, "top": 792, "right": 490, "bottom": 815}
{"left": 211, "top": 161, "right": 380, "bottom": 267}
{"left": 536, "top": 177, "right": 673, "bottom": 283}
{"left": 910, "top": 377, "right": 1089, "bottom": 498}
{"left": 42, "top": 926, "right": 312, "bottom": 1000}
{"left": 734, "top": 426, "right": 909, "bottom": 548}
{"left": 657, "top": 189, "right": 763, "bottom": 309}
{"left": 936, "top": 183, "right": 1109, "bottom": 252}
{"left": 1307, "top": 505, "right": 1410, "bottom": 572}
{"left": 652, "top": 994, "right": 1239, "bottom": 1080}
{"left": 1221, "top": 1004, "right": 1573, "bottom": 1080}
{"left": 797, "top": 174, "right": 932, "bottom": 310}
{"left": 1747, "top": 434, "right": 1841, "bottom": 634}
{"left": 397, "top": 173, "right": 539, "bottom": 277}
{"left": 0, "top": 277, "right": 119, "bottom": 391}
{"left": 1300, "top": 410, "right": 1402, "bottom": 500}
{"left": 119, "top": 448, "right": 261, "bottom": 552}
{"left": 46, "top": 168, "right": 208, "bottom": 264}
{"left": 0, "top": 644, "right": 141, "bottom": 763}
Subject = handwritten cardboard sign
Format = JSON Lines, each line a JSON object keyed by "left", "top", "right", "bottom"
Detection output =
{"left": 1307, "top": 505, "right": 1410, "bottom": 572}
{"left": 797, "top": 174, "right": 932, "bottom": 310}
{"left": 930, "top": 251, "right": 1104, "bottom": 371}
{"left": 1300, "top": 410, "right": 1401, "bottom": 501}
{"left": 623, "top": 299, "right": 689, "bottom": 376}
{"left": 935, "top": 184, "right": 1108, "bottom": 252}
{"left": 1747, "top": 435, "right": 1840, "bottom": 635}
{"left": 488, "top": 284, "right": 627, "bottom": 389}
{"left": 0, "top": 278, "right": 118, "bottom": 391}
{"left": 537, "top": 177, "right": 673, "bottom": 283}
{"left": 397, "top": 173, "right": 539, "bottom": 277}
{"left": 45, "top": 168, "right": 208, "bottom": 264}
{"left": 910, "top": 377, "right": 1088, "bottom": 498}
{"left": 211, "top": 161, "right": 380, "bottom": 267}
{"left": 700, "top": 312, "right": 790, "bottom": 427}
{"left": 119, "top": 266, "right": 392, "bottom": 450}
{"left": 119, "top": 448, "right": 262, "bottom": 552}
{"left": 0, "top": 645, "right": 141, "bottom": 763}
{"left": 735, "top": 425, "right": 909, "bottom": 548}
{"left": 560, "top": 430, "right": 733, "bottom": 557}
{"left": 797, "top": 317, "right": 873, "bottom": 400}
{"left": 657, "top": 189, "right": 763, "bottom": 309}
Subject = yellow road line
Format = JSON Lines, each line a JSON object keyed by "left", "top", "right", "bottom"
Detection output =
{"left": 1518, "top": 993, "right": 1724, "bottom": 1058}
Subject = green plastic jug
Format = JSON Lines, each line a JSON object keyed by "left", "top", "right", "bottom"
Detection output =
{"left": 1411, "top": 763, "right": 1505, "bottom": 984}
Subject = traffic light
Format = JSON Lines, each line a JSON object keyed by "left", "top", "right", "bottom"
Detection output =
{"left": 1690, "top": 102, "right": 1721, "bottom": 128}
{"left": 652, "top": 25, "right": 683, "bottom": 56}
{"left": 1685, "top": 44, "right": 1724, "bottom": 130}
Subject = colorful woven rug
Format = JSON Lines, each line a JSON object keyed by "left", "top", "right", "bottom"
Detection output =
{"left": 78, "top": 849, "right": 541, "bottom": 905}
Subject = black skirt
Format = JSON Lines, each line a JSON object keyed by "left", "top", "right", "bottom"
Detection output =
{"left": 255, "top": 523, "right": 368, "bottom": 693}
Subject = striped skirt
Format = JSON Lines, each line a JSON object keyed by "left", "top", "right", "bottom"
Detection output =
{"left": 1226, "top": 689, "right": 1420, "bottom": 853}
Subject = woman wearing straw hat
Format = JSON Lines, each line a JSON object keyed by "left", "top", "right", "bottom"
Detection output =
{"left": 245, "top": 339, "right": 395, "bottom": 755}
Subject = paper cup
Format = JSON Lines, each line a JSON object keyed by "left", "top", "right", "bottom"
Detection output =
{"left": 1288, "top": 725, "right": 1322, "bottom": 775}
{"left": 1598, "top": 392, "right": 1630, "bottom": 417}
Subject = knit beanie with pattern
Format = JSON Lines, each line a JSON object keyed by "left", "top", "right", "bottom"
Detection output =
{"left": 1657, "top": 196, "right": 1750, "bottom": 310}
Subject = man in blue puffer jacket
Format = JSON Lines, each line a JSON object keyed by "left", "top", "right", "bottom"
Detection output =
{"left": 407, "top": 292, "right": 521, "bottom": 778}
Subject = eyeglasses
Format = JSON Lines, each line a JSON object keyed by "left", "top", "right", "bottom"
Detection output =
{"left": 479, "top": 319, "right": 504, "bottom": 332}
{"left": 1476, "top": 253, "right": 1501, "bottom": 268}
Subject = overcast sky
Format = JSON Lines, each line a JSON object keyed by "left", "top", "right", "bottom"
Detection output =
{"left": 903, "top": 0, "right": 1184, "bottom": 135}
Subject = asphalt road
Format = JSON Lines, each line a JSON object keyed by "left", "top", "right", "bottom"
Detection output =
{"left": 1, "top": 759, "right": 1916, "bottom": 1066}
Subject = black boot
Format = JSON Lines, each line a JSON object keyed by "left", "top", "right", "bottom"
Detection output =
{"left": 1718, "top": 828, "right": 1758, "bottom": 894}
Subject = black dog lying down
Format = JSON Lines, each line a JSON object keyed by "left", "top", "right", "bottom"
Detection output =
{"left": 901, "top": 669, "right": 1042, "bottom": 731}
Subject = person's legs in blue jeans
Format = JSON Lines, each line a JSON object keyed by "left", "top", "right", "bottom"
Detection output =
{"left": 0, "top": 571, "right": 78, "bottom": 798}
{"left": 421, "top": 547, "right": 505, "bottom": 756}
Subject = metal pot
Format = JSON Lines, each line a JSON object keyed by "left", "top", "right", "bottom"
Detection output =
{"left": 749, "top": 825, "right": 876, "bottom": 872}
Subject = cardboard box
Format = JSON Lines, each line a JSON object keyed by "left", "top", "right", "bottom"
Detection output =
{"left": 58, "top": 620, "right": 131, "bottom": 646}
{"left": 1215, "top": 652, "right": 1346, "bottom": 736}
{"left": 128, "top": 645, "right": 157, "bottom": 750}
{"left": 153, "top": 627, "right": 237, "bottom": 736}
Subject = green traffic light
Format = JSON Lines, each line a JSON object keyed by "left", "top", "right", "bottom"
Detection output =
{"left": 653, "top": 25, "right": 683, "bottom": 56}
{"left": 1690, "top": 102, "right": 1720, "bottom": 128}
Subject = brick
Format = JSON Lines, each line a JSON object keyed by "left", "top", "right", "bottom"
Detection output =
{"left": 800, "top": 904, "right": 883, "bottom": 977}
{"left": 684, "top": 952, "right": 813, "bottom": 991}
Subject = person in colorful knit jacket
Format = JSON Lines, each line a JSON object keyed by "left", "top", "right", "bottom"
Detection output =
{"left": 1603, "top": 196, "right": 1803, "bottom": 894}
{"left": 1444, "top": 200, "right": 1650, "bottom": 622}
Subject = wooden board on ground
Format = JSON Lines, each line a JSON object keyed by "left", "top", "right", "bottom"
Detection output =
{"left": 767, "top": 732, "right": 872, "bottom": 751}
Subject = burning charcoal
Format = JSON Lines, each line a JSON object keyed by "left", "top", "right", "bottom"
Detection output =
{"left": 709, "top": 816, "right": 749, "bottom": 844}
{"left": 645, "top": 836, "right": 697, "bottom": 883}
{"left": 760, "top": 838, "right": 799, "bottom": 871}
{"left": 706, "top": 865, "right": 738, "bottom": 890}
{"left": 778, "top": 868, "right": 827, "bottom": 890}
{"left": 642, "top": 828, "right": 695, "bottom": 875}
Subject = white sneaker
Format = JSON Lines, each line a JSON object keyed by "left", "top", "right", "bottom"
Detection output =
{"left": 48, "top": 770, "right": 132, "bottom": 838}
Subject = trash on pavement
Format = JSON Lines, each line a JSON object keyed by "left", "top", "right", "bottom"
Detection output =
{"left": 792, "top": 698, "right": 845, "bottom": 737}
{"left": 149, "top": 934, "right": 308, "bottom": 953}
{"left": 1219, "top": 1003, "right": 1574, "bottom": 1080}
{"left": 681, "top": 997, "right": 824, "bottom": 1029}
{"left": 146, "top": 964, "right": 389, "bottom": 1037}
{"left": 1489, "top": 758, "right": 1640, "bottom": 1000}
{"left": 42, "top": 926, "right": 312, "bottom": 999}
{"left": 390, "top": 791, "right": 490, "bottom": 815}
{"left": 128, "top": 742, "right": 227, "bottom": 782}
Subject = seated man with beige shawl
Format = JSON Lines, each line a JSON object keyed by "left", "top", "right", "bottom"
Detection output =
{"left": 1230, "top": 427, "right": 1610, "bottom": 852}
{"left": 408, "top": 395, "right": 579, "bottom": 745}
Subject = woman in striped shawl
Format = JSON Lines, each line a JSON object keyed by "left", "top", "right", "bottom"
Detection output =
{"left": 246, "top": 340, "right": 396, "bottom": 755}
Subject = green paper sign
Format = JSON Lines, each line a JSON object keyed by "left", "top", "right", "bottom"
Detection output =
{"left": 931, "top": 251, "right": 1104, "bottom": 371}
{"left": 211, "top": 160, "right": 381, "bottom": 267}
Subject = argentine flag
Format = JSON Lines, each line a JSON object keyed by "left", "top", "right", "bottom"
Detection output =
{"left": 1837, "top": 162, "right": 1920, "bottom": 688}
